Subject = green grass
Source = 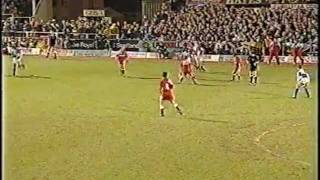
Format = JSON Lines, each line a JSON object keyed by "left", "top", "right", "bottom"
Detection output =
{"left": 3, "top": 56, "right": 317, "bottom": 180}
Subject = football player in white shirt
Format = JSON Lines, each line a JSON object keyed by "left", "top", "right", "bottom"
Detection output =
{"left": 197, "top": 44, "right": 207, "bottom": 72}
{"left": 9, "top": 44, "right": 25, "bottom": 76}
{"left": 292, "top": 65, "right": 311, "bottom": 99}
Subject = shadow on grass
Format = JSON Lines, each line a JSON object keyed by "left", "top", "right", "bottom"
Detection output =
{"left": 198, "top": 83, "right": 228, "bottom": 87}
{"left": 260, "top": 82, "right": 281, "bottom": 85}
{"left": 179, "top": 83, "right": 223, "bottom": 87}
{"left": 197, "top": 78, "right": 231, "bottom": 82}
{"left": 126, "top": 76, "right": 159, "bottom": 80}
{"left": 187, "top": 116, "right": 229, "bottom": 124}
{"left": 179, "top": 83, "right": 228, "bottom": 87}
{"left": 248, "top": 91, "right": 285, "bottom": 99}
{"left": 203, "top": 71, "right": 228, "bottom": 75}
{"left": 5, "top": 75, "right": 52, "bottom": 79}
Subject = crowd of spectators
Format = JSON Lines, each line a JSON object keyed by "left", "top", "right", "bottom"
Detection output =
{"left": 145, "top": 3, "right": 318, "bottom": 54}
{"left": 1, "top": 1, "right": 318, "bottom": 55}
{"left": 2, "top": 0, "right": 32, "bottom": 16}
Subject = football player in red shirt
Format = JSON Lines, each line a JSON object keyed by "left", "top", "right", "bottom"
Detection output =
{"left": 291, "top": 40, "right": 305, "bottom": 65}
{"left": 231, "top": 54, "right": 242, "bottom": 81}
{"left": 115, "top": 47, "right": 128, "bottom": 76}
{"left": 265, "top": 36, "right": 280, "bottom": 65}
{"left": 178, "top": 53, "right": 199, "bottom": 84}
{"left": 159, "top": 72, "right": 183, "bottom": 117}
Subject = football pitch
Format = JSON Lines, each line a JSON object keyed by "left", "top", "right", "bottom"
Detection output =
{"left": 3, "top": 56, "right": 317, "bottom": 180}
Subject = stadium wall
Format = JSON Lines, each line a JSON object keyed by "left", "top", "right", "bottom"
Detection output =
{"left": 16, "top": 48, "right": 318, "bottom": 64}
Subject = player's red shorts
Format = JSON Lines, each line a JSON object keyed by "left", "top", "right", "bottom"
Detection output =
{"left": 269, "top": 50, "right": 279, "bottom": 56}
{"left": 269, "top": 49, "right": 279, "bottom": 56}
{"left": 118, "top": 59, "right": 125, "bottom": 65}
{"left": 161, "top": 92, "right": 175, "bottom": 101}
{"left": 182, "top": 66, "right": 192, "bottom": 76}
{"left": 292, "top": 48, "right": 303, "bottom": 57}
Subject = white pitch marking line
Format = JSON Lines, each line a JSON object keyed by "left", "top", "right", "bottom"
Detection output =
{"left": 254, "top": 122, "right": 312, "bottom": 168}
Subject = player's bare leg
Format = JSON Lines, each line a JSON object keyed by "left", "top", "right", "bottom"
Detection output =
{"left": 275, "top": 55, "right": 280, "bottom": 65}
{"left": 268, "top": 55, "right": 273, "bottom": 64}
{"left": 253, "top": 72, "right": 258, "bottom": 84}
{"left": 46, "top": 47, "right": 51, "bottom": 58}
{"left": 231, "top": 70, "right": 237, "bottom": 81}
{"left": 237, "top": 72, "right": 241, "bottom": 81}
{"left": 299, "top": 56, "right": 305, "bottom": 65}
{"left": 292, "top": 87, "right": 299, "bottom": 99}
{"left": 194, "top": 59, "right": 200, "bottom": 70}
{"left": 232, "top": 74, "right": 236, "bottom": 81}
{"left": 232, "top": 72, "right": 240, "bottom": 81}
{"left": 304, "top": 87, "right": 311, "bottom": 98}
{"left": 178, "top": 72, "right": 184, "bottom": 83}
{"left": 171, "top": 100, "right": 183, "bottom": 115}
{"left": 190, "top": 74, "right": 199, "bottom": 85}
{"left": 249, "top": 72, "right": 253, "bottom": 84}
{"left": 53, "top": 48, "right": 57, "bottom": 59}
{"left": 249, "top": 71, "right": 257, "bottom": 85}
{"left": 293, "top": 56, "right": 298, "bottom": 65}
{"left": 119, "top": 63, "right": 126, "bottom": 76}
{"left": 200, "top": 65, "right": 207, "bottom": 72}
{"left": 293, "top": 82, "right": 301, "bottom": 98}
{"left": 160, "top": 101, "right": 165, "bottom": 117}
{"left": 18, "top": 61, "right": 24, "bottom": 70}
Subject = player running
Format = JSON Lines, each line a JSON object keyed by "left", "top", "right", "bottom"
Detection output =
{"left": 192, "top": 42, "right": 200, "bottom": 69}
{"left": 265, "top": 36, "right": 280, "bottom": 65}
{"left": 247, "top": 50, "right": 259, "bottom": 85}
{"left": 178, "top": 53, "right": 199, "bottom": 84}
{"left": 291, "top": 40, "right": 305, "bottom": 65}
{"left": 159, "top": 72, "right": 183, "bottom": 117}
{"left": 115, "top": 46, "right": 129, "bottom": 76}
{"left": 10, "top": 45, "right": 25, "bottom": 76}
{"left": 196, "top": 43, "right": 207, "bottom": 72}
{"left": 292, "top": 65, "right": 311, "bottom": 99}
{"left": 46, "top": 32, "right": 57, "bottom": 59}
{"left": 231, "top": 54, "right": 242, "bottom": 81}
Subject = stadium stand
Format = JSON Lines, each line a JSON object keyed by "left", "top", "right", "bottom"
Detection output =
{"left": 1, "top": 1, "right": 318, "bottom": 55}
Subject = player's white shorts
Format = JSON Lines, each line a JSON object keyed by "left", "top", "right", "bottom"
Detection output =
{"left": 12, "top": 57, "right": 22, "bottom": 64}
{"left": 296, "top": 78, "right": 310, "bottom": 88}
{"left": 249, "top": 70, "right": 257, "bottom": 77}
